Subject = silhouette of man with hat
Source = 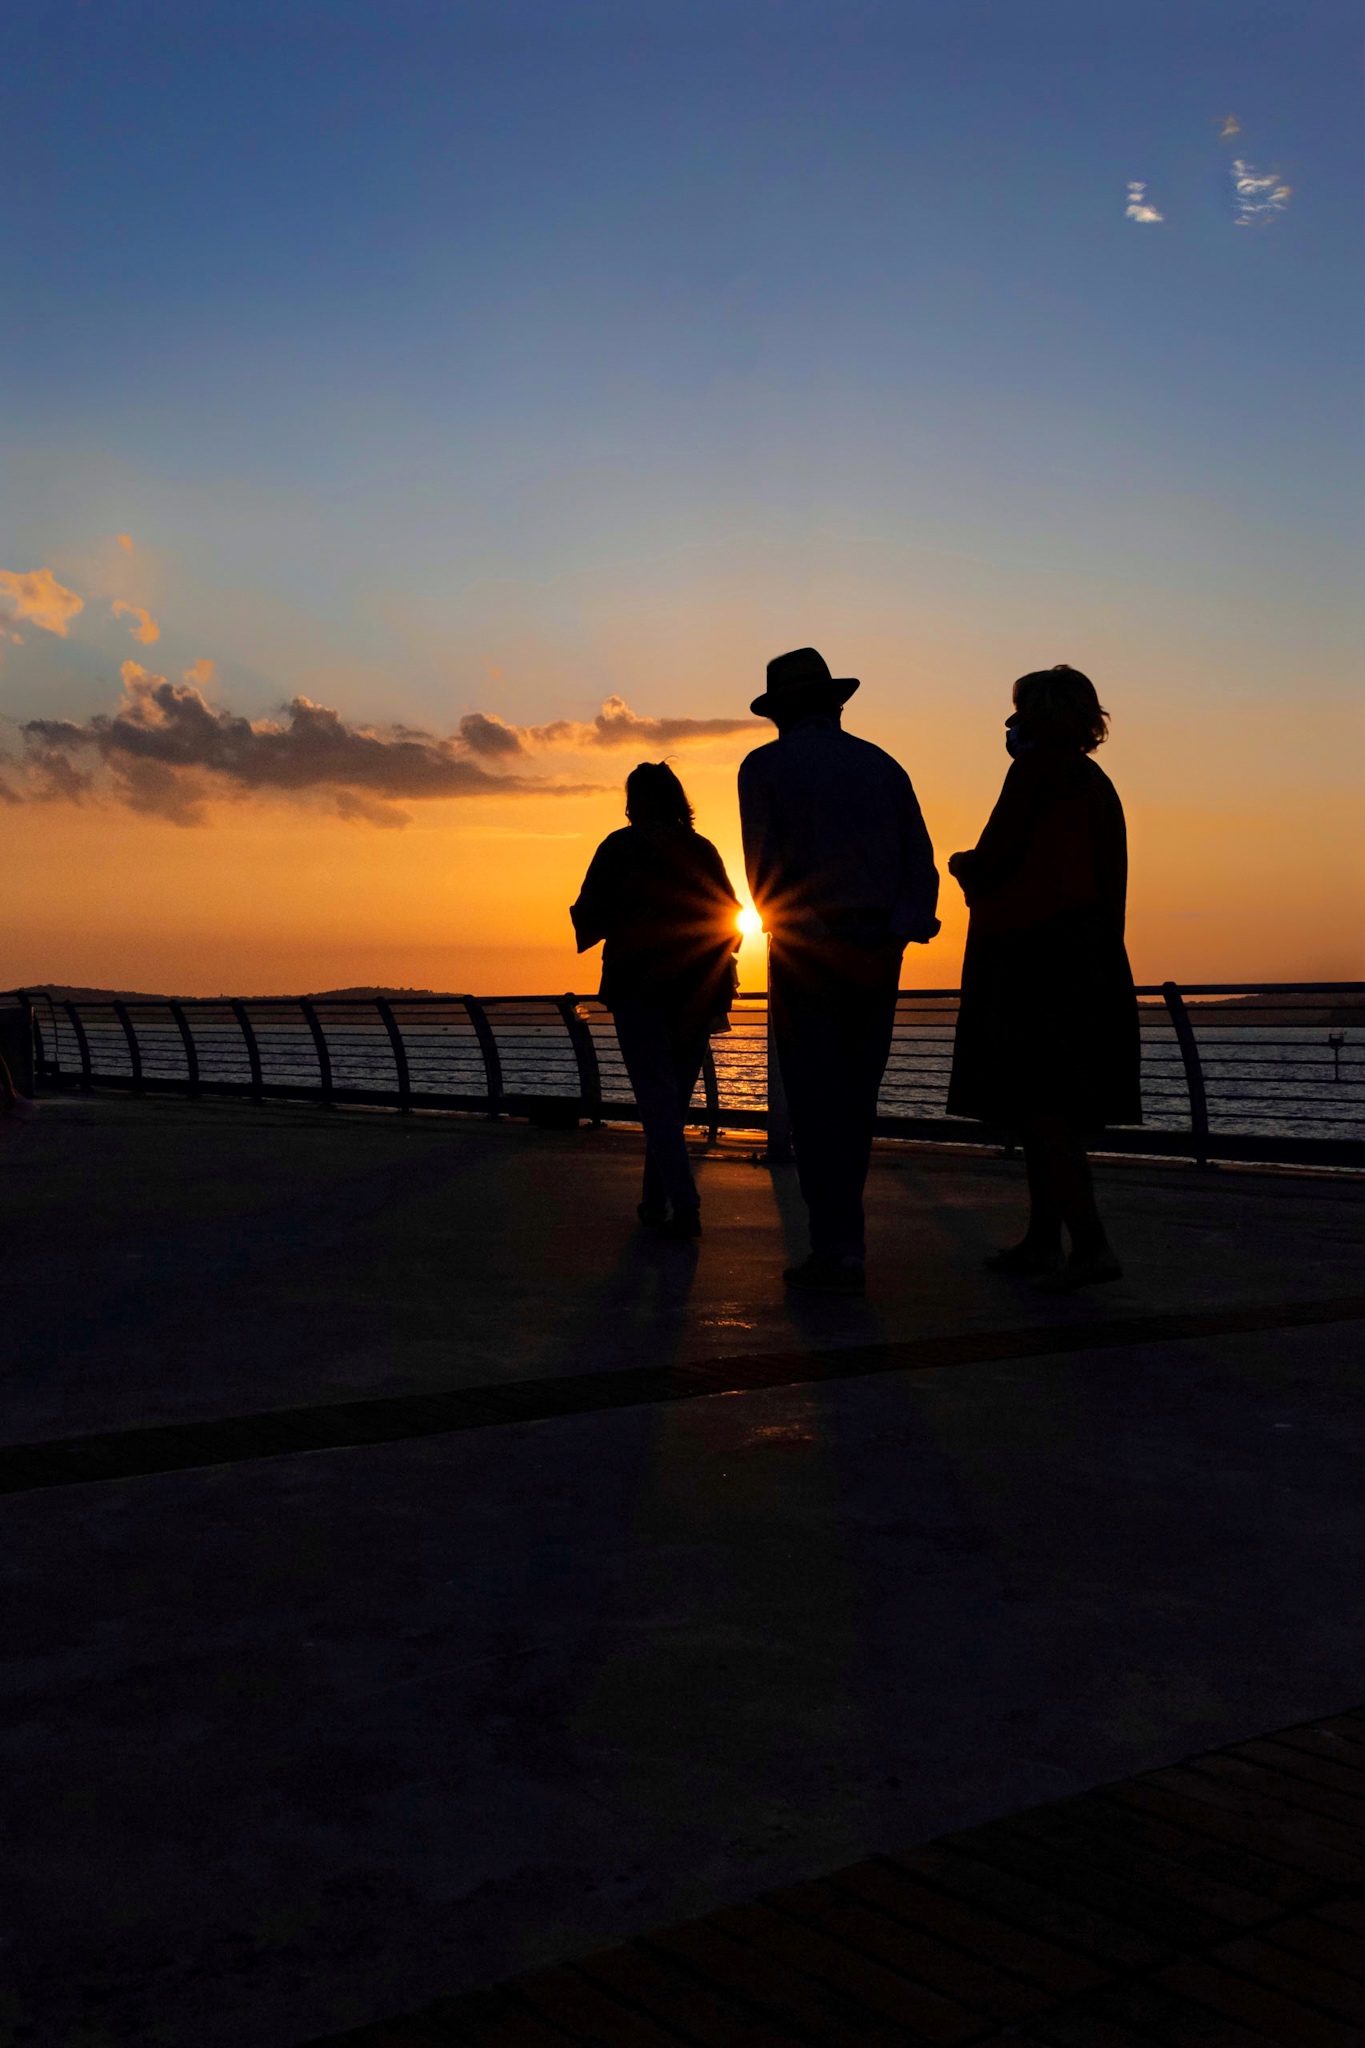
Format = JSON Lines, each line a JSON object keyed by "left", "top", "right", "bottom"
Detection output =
{"left": 739, "top": 648, "right": 939, "bottom": 1293}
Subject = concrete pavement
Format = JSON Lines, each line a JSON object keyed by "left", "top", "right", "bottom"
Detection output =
{"left": 0, "top": 1097, "right": 1360, "bottom": 2045}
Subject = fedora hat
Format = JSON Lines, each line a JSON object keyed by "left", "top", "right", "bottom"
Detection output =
{"left": 751, "top": 646, "right": 860, "bottom": 719}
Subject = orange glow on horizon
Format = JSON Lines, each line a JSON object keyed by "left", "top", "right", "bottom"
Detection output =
{"left": 2, "top": 654, "right": 1359, "bottom": 998}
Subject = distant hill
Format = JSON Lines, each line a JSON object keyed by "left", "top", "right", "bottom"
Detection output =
{"left": 302, "top": 987, "right": 443, "bottom": 1000}
{"left": 1183, "top": 992, "right": 1365, "bottom": 1028}
{"left": 10, "top": 984, "right": 178, "bottom": 1004}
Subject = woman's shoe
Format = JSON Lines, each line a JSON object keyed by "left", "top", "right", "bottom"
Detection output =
{"left": 637, "top": 1202, "right": 668, "bottom": 1228}
{"left": 984, "top": 1241, "right": 1063, "bottom": 1276}
{"left": 1033, "top": 1251, "right": 1123, "bottom": 1293}
{"left": 666, "top": 1205, "right": 702, "bottom": 1239}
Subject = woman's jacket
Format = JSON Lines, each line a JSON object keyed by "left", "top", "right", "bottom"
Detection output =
{"left": 571, "top": 822, "right": 740, "bottom": 1030}
{"left": 951, "top": 745, "right": 1127, "bottom": 938}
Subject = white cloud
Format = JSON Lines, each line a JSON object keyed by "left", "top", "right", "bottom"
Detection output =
{"left": 1219, "top": 115, "right": 1241, "bottom": 140}
{"left": 0, "top": 567, "right": 84, "bottom": 636}
{"left": 1232, "top": 160, "right": 1291, "bottom": 225}
{"left": 111, "top": 599, "right": 161, "bottom": 645}
{"left": 1125, "top": 181, "right": 1164, "bottom": 224}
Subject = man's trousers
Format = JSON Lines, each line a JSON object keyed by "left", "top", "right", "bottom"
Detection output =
{"left": 769, "top": 966, "right": 899, "bottom": 1261}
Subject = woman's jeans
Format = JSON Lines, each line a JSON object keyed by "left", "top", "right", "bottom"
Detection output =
{"left": 612, "top": 1005, "right": 709, "bottom": 1212}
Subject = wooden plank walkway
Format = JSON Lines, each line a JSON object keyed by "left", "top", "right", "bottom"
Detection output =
{"left": 306, "top": 1709, "right": 1364, "bottom": 2048}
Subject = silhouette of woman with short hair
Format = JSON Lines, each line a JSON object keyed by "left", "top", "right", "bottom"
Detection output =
{"left": 947, "top": 666, "right": 1140, "bottom": 1289}
{"left": 572, "top": 763, "right": 740, "bottom": 1238}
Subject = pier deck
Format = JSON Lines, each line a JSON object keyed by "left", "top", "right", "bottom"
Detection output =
{"left": 0, "top": 1096, "right": 1361, "bottom": 2045}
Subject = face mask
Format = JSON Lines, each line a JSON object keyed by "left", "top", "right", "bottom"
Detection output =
{"left": 1005, "top": 723, "right": 1034, "bottom": 760}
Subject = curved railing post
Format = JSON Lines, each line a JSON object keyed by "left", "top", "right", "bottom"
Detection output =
{"left": 64, "top": 1001, "right": 93, "bottom": 1093}
{"left": 112, "top": 1000, "right": 144, "bottom": 1096}
{"left": 764, "top": 966, "right": 793, "bottom": 1163}
{"left": 463, "top": 996, "right": 503, "bottom": 1117}
{"left": 169, "top": 1001, "right": 200, "bottom": 1097}
{"left": 299, "top": 999, "right": 333, "bottom": 1107}
{"left": 701, "top": 1041, "right": 720, "bottom": 1145}
{"left": 45, "top": 994, "right": 63, "bottom": 1089}
{"left": 17, "top": 992, "right": 46, "bottom": 1091}
{"left": 375, "top": 998, "right": 411, "bottom": 1111}
{"left": 231, "top": 1000, "right": 264, "bottom": 1102}
{"left": 1161, "top": 980, "right": 1212, "bottom": 1169}
{"left": 557, "top": 995, "right": 602, "bottom": 1126}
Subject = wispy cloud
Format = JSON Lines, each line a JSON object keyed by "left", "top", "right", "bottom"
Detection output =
{"left": 459, "top": 695, "right": 759, "bottom": 756}
{"left": 111, "top": 599, "right": 160, "bottom": 645}
{"left": 0, "top": 567, "right": 84, "bottom": 638}
{"left": 1125, "top": 181, "right": 1164, "bottom": 224}
{"left": 1219, "top": 114, "right": 1241, "bottom": 140}
{"left": 334, "top": 789, "right": 411, "bottom": 829}
{"left": 7, "top": 664, "right": 614, "bottom": 825}
{"left": 1232, "top": 159, "right": 1291, "bottom": 225}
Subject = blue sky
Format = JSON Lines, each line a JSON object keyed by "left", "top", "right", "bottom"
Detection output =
{"left": 1, "top": 0, "right": 1360, "bottom": 989}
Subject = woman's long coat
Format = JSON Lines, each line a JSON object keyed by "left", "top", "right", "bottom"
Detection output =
{"left": 947, "top": 746, "right": 1142, "bottom": 1128}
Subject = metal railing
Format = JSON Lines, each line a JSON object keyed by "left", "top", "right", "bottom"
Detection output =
{"left": 6, "top": 982, "right": 1363, "bottom": 1169}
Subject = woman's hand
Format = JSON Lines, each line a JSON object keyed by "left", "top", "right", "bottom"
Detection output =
{"left": 947, "top": 849, "right": 980, "bottom": 905}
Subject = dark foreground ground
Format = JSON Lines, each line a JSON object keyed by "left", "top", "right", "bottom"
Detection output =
{"left": 0, "top": 1096, "right": 1361, "bottom": 2046}
{"left": 313, "top": 1706, "right": 1363, "bottom": 2048}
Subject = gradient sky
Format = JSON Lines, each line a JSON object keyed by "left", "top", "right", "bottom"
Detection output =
{"left": 2, "top": 0, "right": 1360, "bottom": 995}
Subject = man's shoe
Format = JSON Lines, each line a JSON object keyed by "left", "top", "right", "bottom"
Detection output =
{"left": 1033, "top": 1251, "right": 1123, "bottom": 1293}
{"left": 784, "top": 1254, "right": 866, "bottom": 1296}
{"left": 984, "top": 1241, "right": 1063, "bottom": 1276}
{"left": 667, "top": 1205, "right": 702, "bottom": 1240}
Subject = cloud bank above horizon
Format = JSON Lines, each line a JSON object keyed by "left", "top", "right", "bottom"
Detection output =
{"left": 0, "top": 559, "right": 761, "bottom": 824}
{"left": 3, "top": 650, "right": 762, "bottom": 827}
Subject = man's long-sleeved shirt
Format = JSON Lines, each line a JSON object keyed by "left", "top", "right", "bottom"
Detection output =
{"left": 738, "top": 715, "right": 940, "bottom": 945}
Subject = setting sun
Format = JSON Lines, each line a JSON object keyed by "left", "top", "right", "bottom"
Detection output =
{"left": 736, "top": 907, "right": 763, "bottom": 937}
